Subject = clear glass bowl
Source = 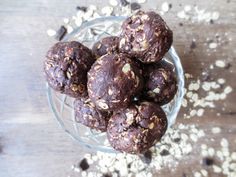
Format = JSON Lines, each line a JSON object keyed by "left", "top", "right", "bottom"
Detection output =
{"left": 47, "top": 16, "right": 185, "bottom": 153}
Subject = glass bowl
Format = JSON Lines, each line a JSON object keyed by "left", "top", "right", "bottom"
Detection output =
{"left": 47, "top": 16, "right": 185, "bottom": 153}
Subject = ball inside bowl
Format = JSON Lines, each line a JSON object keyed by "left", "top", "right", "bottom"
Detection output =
{"left": 47, "top": 16, "right": 185, "bottom": 153}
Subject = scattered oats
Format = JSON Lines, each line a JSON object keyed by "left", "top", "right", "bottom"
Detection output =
{"left": 209, "top": 42, "right": 217, "bottom": 49}
{"left": 201, "top": 149, "right": 208, "bottom": 157}
{"left": 200, "top": 169, "right": 208, "bottom": 177}
{"left": 185, "top": 73, "right": 192, "bottom": 79}
{"left": 66, "top": 25, "right": 74, "bottom": 33}
{"left": 182, "top": 98, "right": 188, "bottom": 107}
{"left": 137, "top": 0, "right": 146, "bottom": 4}
{"left": 221, "top": 138, "right": 229, "bottom": 147}
{"left": 212, "top": 127, "right": 221, "bottom": 134}
{"left": 208, "top": 147, "right": 215, "bottom": 156}
{"left": 202, "top": 82, "right": 211, "bottom": 91}
{"left": 194, "top": 172, "right": 202, "bottom": 177}
{"left": 101, "top": 6, "right": 114, "bottom": 16}
{"left": 161, "top": 2, "right": 169, "bottom": 12}
{"left": 231, "top": 152, "right": 236, "bottom": 161}
{"left": 215, "top": 60, "right": 226, "bottom": 68}
{"left": 224, "top": 86, "right": 232, "bottom": 94}
{"left": 217, "top": 78, "right": 225, "bottom": 84}
{"left": 190, "top": 109, "right": 197, "bottom": 117}
{"left": 47, "top": 29, "right": 56, "bottom": 36}
{"left": 177, "top": 11, "right": 187, "bottom": 19}
{"left": 184, "top": 5, "right": 192, "bottom": 12}
{"left": 63, "top": 18, "right": 69, "bottom": 24}
{"left": 197, "top": 109, "right": 204, "bottom": 117}
{"left": 210, "top": 64, "right": 214, "bottom": 69}
{"left": 109, "top": 0, "right": 118, "bottom": 6}
{"left": 201, "top": 144, "right": 207, "bottom": 150}
{"left": 75, "top": 17, "right": 83, "bottom": 26}
{"left": 212, "top": 11, "right": 220, "bottom": 20}
{"left": 212, "top": 165, "right": 222, "bottom": 173}
{"left": 190, "top": 134, "right": 198, "bottom": 142}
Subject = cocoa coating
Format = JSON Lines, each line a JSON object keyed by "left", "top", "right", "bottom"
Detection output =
{"left": 119, "top": 10, "right": 173, "bottom": 63}
{"left": 74, "top": 97, "right": 111, "bottom": 132}
{"left": 44, "top": 41, "right": 95, "bottom": 98}
{"left": 87, "top": 53, "right": 143, "bottom": 111}
{"left": 144, "top": 60, "right": 177, "bottom": 105}
{"left": 107, "top": 102, "right": 168, "bottom": 154}
{"left": 92, "top": 36, "right": 119, "bottom": 58}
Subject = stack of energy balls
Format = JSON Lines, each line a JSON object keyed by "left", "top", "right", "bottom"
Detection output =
{"left": 44, "top": 11, "right": 177, "bottom": 154}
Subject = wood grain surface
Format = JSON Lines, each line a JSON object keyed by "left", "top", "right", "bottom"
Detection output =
{"left": 0, "top": 0, "right": 235, "bottom": 177}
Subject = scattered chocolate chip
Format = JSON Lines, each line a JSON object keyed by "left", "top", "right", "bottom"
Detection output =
{"left": 55, "top": 26, "right": 67, "bottom": 41}
{"left": 173, "top": 137, "right": 181, "bottom": 143}
{"left": 120, "top": 0, "right": 130, "bottom": 6}
{"left": 210, "top": 19, "right": 214, "bottom": 24}
{"left": 202, "top": 157, "right": 214, "bottom": 166}
{"left": 140, "top": 150, "right": 152, "bottom": 164}
{"left": 182, "top": 173, "right": 187, "bottom": 177}
{"left": 131, "top": 2, "right": 141, "bottom": 11}
{"left": 127, "top": 163, "right": 131, "bottom": 168}
{"left": 190, "top": 41, "right": 196, "bottom": 49}
{"left": 225, "top": 63, "right": 231, "bottom": 69}
{"left": 76, "top": 6, "right": 87, "bottom": 12}
{"left": 169, "top": 3, "right": 172, "bottom": 9}
{"left": 160, "top": 149, "right": 170, "bottom": 156}
{"left": 79, "top": 158, "right": 89, "bottom": 171}
{"left": 179, "top": 22, "right": 183, "bottom": 26}
{"left": 102, "top": 173, "right": 112, "bottom": 177}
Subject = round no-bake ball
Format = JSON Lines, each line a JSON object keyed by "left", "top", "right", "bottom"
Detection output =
{"left": 143, "top": 60, "right": 177, "bottom": 105}
{"left": 107, "top": 102, "right": 168, "bottom": 154}
{"left": 92, "top": 36, "right": 119, "bottom": 58}
{"left": 119, "top": 10, "right": 173, "bottom": 63}
{"left": 44, "top": 41, "right": 95, "bottom": 98}
{"left": 88, "top": 53, "right": 143, "bottom": 111}
{"left": 74, "top": 97, "right": 111, "bottom": 132}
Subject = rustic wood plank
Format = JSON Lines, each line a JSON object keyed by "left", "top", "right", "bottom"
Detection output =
{"left": 0, "top": 0, "right": 235, "bottom": 177}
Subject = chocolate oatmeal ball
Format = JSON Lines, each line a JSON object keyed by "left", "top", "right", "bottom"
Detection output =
{"left": 44, "top": 41, "right": 95, "bottom": 98}
{"left": 74, "top": 97, "right": 111, "bottom": 132}
{"left": 107, "top": 102, "right": 168, "bottom": 154}
{"left": 144, "top": 60, "right": 177, "bottom": 105}
{"left": 92, "top": 36, "right": 119, "bottom": 58}
{"left": 119, "top": 11, "right": 173, "bottom": 63}
{"left": 87, "top": 53, "right": 143, "bottom": 111}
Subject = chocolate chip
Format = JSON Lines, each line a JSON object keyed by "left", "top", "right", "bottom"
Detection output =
{"left": 173, "top": 137, "right": 181, "bottom": 143}
{"left": 140, "top": 150, "right": 152, "bottom": 164}
{"left": 190, "top": 41, "right": 196, "bottom": 49}
{"left": 55, "top": 26, "right": 67, "bottom": 41}
{"left": 76, "top": 6, "right": 87, "bottom": 12}
{"left": 131, "top": 2, "right": 141, "bottom": 11}
{"left": 169, "top": 3, "right": 172, "bottom": 9}
{"left": 79, "top": 158, "right": 89, "bottom": 171}
{"left": 225, "top": 63, "right": 231, "bottom": 69}
{"left": 210, "top": 19, "right": 214, "bottom": 24}
{"left": 160, "top": 149, "right": 170, "bottom": 156}
{"left": 179, "top": 22, "right": 183, "bottom": 26}
{"left": 120, "top": 0, "right": 130, "bottom": 6}
{"left": 128, "top": 163, "right": 131, "bottom": 168}
{"left": 182, "top": 173, "right": 187, "bottom": 177}
{"left": 202, "top": 157, "right": 214, "bottom": 166}
{"left": 102, "top": 173, "right": 112, "bottom": 177}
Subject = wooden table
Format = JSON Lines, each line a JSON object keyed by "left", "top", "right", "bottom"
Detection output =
{"left": 0, "top": 0, "right": 235, "bottom": 177}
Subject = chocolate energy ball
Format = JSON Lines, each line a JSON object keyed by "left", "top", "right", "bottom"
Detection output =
{"left": 44, "top": 41, "right": 95, "bottom": 98}
{"left": 119, "top": 10, "right": 173, "bottom": 63}
{"left": 107, "top": 102, "right": 168, "bottom": 154}
{"left": 92, "top": 36, "right": 119, "bottom": 58}
{"left": 88, "top": 53, "right": 143, "bottom": 111}
{"left": 144, "top": 60, "right": 177, "bottom": 105}
{"left": 74, "top": 97, "right": 111, "bottom": 132}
